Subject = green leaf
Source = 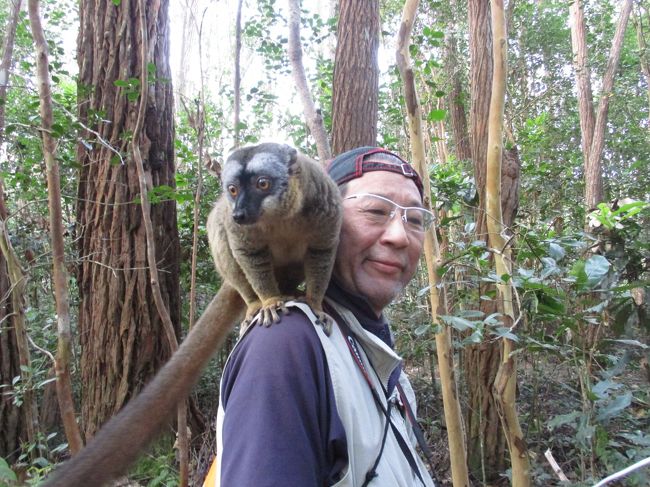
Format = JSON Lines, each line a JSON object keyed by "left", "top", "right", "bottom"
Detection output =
{"left": 113, "top": 79, "right": 129, "bottom": 87}
{"left": 592, "top": 379, "right": 620, "bottom": 399}
{"left": 49, "top": 123, "right": 63, "bottom": 138}
{"left": 440, "top": 315, "right": 475, "bottom": 332}
{"left": 570, "top": 260, "right": 588, "bottom": 290}
{"left": 547, "top": 411, "right": 579, "bottom": 430}
{"left": 596, "top": 392, "right": 632, "bottom": 422}
{"left": 603, "top": 339, "right": 648, "bottom": 349}
{"left": 112, "top": 0, "right": 121, "bottom": 4}
{"left": 548, "top": 242, "right": 565, "bottom": 261}
{"left": 458, "top": 310, "right": 484, "bottom": 319}
{"left": 491, "top": 327, "right": 519, "bottom": 341}
{"left": 0, "top": 457, "right": 17, "bottom": 482}
{"left": 414, "top": 324, "right": 430, "bottom": 336}
{"left": 427, "top": 109, "right": 446, "bottom": 122}
{"left": 585, "top": 255, "right": 610, "bottom": 288}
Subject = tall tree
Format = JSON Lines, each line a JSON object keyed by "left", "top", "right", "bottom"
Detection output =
{"left": 331, "top": 0, "right": 379, "bottom": 154}
{"left": 465, "top": 1, "right": 507, "bottom": 481}
{"left": 288, "top": 0, "right": 331, "bottom": 161}
{"left": 445, "top": 0, "right": 471, "bottom": 164}
{"left": 76, "top": 0, "right": 181, "bottom": 438}
{"left": 396, "top": 1, "right": 469, "bottom": 485}
{"left": 29, "top": 0, "right": 83, "bottom": 453}
{"left": 570, "top": 0, "right": 634, "bottom": 209}
{"left": 486, "top": 1, "right": 529, "bottom": 484}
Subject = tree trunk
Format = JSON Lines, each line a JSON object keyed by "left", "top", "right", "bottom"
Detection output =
{"left": 396, "top": 1, "right": 470, "bottom": 485}
{"left": 331, "top": 0, "right": 379, "bottom": 154}
{"left": 469, "top": 0, "right": 492, "bottom": 240}
{"left": 445, "top": 24, "right": 472, "bottom": 164}
{"left": 466, "top": 1, "right": 507, "bottom": 481}
{"left": 0, "top": 1, "right": 35, "bottom": 463}
{"left": 233, "top": 0, "right": 242, "bottom": 147}
{"left": 585, "top": 0, "right": 633, "bottom": 209}
{"left": 486, "top": 2, "right": 530, "bottom": 484}
{"left": 76, "top": 0, "right": 181, "bottom": 438}
{"left": 28, "top": 0, "right": 83, "bottom": 454}
{"left": 570, "top": 0, "right": 632, "bottom": 210}
{"left": 569, "top": 0, "right": 596, "bottom": 186}
{"left": 634, "top": 5, "right": 650, "bottom": 126}
{"left": 0, "top": 184, "right": 34, "bottom": 463}
{"left": 288, "top": 0, "right": 331, "bottom": 161}
{"left": 0, "top": 0, "right": 22, "bottom": 143}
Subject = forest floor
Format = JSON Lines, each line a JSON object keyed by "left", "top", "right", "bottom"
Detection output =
{"left": 409, "top": 348, "right": 650, "bottom": 487}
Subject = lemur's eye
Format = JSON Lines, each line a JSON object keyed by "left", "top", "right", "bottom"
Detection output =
{"left": 257, "top": 177, "right": 271, "bottom": 191}
{"left": 227, "top": 184, "right": 238, "bottom": 197}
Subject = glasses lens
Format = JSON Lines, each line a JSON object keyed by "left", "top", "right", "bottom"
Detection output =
{"left": 356, "top": 195, "right": 394, "bottom": 225}
{"left": 404, "top": 208, "right": 434, "bottom": 231}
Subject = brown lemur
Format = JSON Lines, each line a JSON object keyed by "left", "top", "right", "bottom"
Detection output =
{"left": 42, "top": 143, "right": 342, "bottom": 486}
{"left": 207, "top": 142, "right": 342, "bottom": 332}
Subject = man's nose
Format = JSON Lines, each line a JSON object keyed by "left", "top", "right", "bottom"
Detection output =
{"left": 380, "top": 211, "right": 410, "bottom": 246}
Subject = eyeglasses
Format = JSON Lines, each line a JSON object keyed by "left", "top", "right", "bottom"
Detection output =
{"left": 343, "top": 193, "right": 435, "bottom": 233}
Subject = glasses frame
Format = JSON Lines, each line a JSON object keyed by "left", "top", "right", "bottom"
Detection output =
{"left": 343, "top": 192, "right": 435, "bottom": 232}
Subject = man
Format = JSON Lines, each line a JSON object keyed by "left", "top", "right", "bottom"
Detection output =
{"left": 212, "top": 147, "right": 436, "bottom": 486}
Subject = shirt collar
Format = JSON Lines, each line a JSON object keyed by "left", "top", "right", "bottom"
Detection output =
{"left": 325, "top": 277, "right": 393, "bottom": 347}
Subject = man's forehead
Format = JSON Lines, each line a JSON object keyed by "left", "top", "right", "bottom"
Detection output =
{"left": 346, "top": 172, "right": 422, "bottom": 206}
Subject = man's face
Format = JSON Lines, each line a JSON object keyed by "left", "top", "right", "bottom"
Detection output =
{"left": 333, "top": 171, "right": 426, "bottom": 316}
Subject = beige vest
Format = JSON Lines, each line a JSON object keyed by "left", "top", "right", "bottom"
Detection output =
{"left": 214, "top": 301, "right": 435, "bottom": 487}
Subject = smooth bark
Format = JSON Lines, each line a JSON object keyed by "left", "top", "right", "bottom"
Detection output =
{"left": 466, "top": 1, "right": 506, "bottom": 479}
{"left": 396, "top": 1, "right": 469, "bottom": 486}
{"left": 486, "top": 1, "right": 530, "bottom": 485}
{"left": 570, "top": 0, "right": 633, "bottom": 209}
{"left": 28, "top": 0, "right": 83, "bottom": 454}
{"left": 288, "top": 0, "right": 331, "bottom": 161}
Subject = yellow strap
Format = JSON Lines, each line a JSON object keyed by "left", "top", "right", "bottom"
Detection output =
{"left": 202, "top": 457, "right": 218, "bottom": 487}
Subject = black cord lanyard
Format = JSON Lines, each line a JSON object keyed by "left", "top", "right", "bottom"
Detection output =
{"left": 339, "top": 324, "right": 428, "bottom": 486}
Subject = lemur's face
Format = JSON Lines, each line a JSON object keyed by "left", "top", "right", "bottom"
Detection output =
{"left": 221, "top": 144, "right": 296, "bottom": 225}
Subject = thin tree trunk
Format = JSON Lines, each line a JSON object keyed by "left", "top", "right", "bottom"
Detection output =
{"left": 396, "top": 2, "right": 469, "bottom": 486}
{"left": 27, "top": 0, "right": 83, "bottom": 454}
{"left": 467, "top": 1, "right": 506, "bottom": 480}
{"left": 0, "top": 179, "right": 40, "bottom": 461}
{"left": 176, "top": 0, "right": 196, "bottom": 101}
{"left": 234, "top": 0, "right": 243, "bottom": 147}
{"left": 0, "top": 2, "right": 31, "bottom": 461}
{"left": 288, "top": 0, "right": 331, "bottom": 161}
{"left": 0, "top": 0, "right": 22, "bottom": 143}
{"left": 189, "top": 5, "right": 208, "bottom": 332}
{"left": 131, "top": 1, "right": 187, "bottom": 483}
{"left": 570, "top": 0, "right": 596, "bottom": 166}
{"left": 486, "top": 2, "right": 530, "bottom": 485}
{"left": 585, "top": 0, "right": 633, "bottom": 208}
{"left": 634, "top": 5, "right": 650, "bottom": 126}
{"left": 331, "top": 0, "right": 379, "bottom": 154}
{"left": 445, "top": 16, "right": 471, "bottom": 163}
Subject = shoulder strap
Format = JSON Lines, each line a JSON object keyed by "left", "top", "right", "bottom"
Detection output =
{"left": 330, "top": 305, "right": 428, "bottom": 486}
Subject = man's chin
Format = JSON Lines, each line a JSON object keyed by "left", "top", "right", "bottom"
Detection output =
{"left": 360, "top": 281, "right": 404, "bottom": 309}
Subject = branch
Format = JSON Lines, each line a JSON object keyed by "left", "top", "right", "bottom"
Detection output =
{"left": 27, "top": 0, "right": 83, "bottom": 454}
{"left": 287, "top": 0, "right": 331, "bottom": 162}
{"left": 131, "top": 1, "right": 188, "bottom": 484}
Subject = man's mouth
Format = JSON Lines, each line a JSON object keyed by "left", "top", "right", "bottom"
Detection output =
{"left": 367, "top": 258, "right": 403, "bottom": 274}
